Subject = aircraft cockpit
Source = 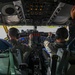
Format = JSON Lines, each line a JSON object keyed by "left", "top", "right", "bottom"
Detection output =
{"left": 0, "top": 0, "right": 75, "bottom": 75}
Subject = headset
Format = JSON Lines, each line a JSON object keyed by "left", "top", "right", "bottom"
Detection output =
{"left": 55, "top": 27, "right": 68, "bottom": 39}
{"left": 8, "top": 27, "right": 20, "bottom": 39}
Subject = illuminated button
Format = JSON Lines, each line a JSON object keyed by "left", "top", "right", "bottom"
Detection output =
{"left": 35, "top": 8, "right": 38, "bottom": 10}
{"left": 40, "top": 8, "right": 42, "bottom": 11}
{"left": 30, "top": 8, "right": 33, "bottom": 10}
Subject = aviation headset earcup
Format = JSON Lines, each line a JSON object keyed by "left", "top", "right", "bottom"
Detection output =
{"left": 55, "top": 34, "right": 59, "bottom": 39}
{"left": 55, "top": 27, "right": 68, "bottom": 39}
{"left": 8, "top": 28, "right": 20, "bottom": 38}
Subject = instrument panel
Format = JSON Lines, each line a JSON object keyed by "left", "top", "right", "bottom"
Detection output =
{"left": 0, "top": 0, "right": 74, "bottom": 25}
{"left": 23, "top": 0, "right": 58, "bottom": 25}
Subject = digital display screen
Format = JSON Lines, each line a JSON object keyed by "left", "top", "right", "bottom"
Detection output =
{"left": 33, "top": 33, "right": 40, "bottom": 37}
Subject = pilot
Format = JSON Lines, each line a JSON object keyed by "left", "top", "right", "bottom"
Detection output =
{"left": 8, "top": 27, "right": 20, "bottom": 42}
{"left": 46, "top": 32, "right": 55, "bottom": 43}
{"left": 28, "top": 33, "right": 34, "bottom": 48}
{"left": 8, "top": 27, "right": 32, "bottom": 63}
{"left": 45, "top": 27, "right": 68, "bottom": 55}
{"left": 68, "top": 6, "right": 75, "bottom": 51}
{"left": 69, "top": 6, "right": 75, "bottom": 41}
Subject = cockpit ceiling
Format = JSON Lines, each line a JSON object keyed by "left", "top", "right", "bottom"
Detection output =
{"left": 0, "top": 0, "right": 75, "bottom": 26}
{"left": 51, "top": 4, "right": 73, "bottom": 25}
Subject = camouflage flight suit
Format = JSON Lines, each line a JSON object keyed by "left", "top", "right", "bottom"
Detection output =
{"left": 9, "top": 39, "right": 32, "bottom": 64}
{"left": 48, "top": 41, "right": 67, "bottom": 55}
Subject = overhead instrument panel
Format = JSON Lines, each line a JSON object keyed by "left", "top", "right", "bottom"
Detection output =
{"left": 23, "top": 0, "right": 59, "bottom": 25}
{"left": 0, "top": 0, "right": 74, "bottom": 26}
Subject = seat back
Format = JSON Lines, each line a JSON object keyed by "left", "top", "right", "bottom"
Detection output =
{"left": 13, "top": 49, "right": 22, "bottom": 65}
{"left": 42, "top": 48, "right": 52, "bottom": 75}
{"left": 56, "top": 48, "right": 70, "bottom": 75}
{"left": 66, "top": 65, "right": 75, "bottom": 75}
{"left": 51, "top": 55, "right": 58, "bottom": 75}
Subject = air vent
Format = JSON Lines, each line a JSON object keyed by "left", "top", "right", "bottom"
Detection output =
{"left": 1, "top": 4, "right": 16, "bottom": 16}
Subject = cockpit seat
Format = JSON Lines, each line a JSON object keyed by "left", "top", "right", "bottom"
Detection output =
{"left": 0, "top": 39, "right": 12, "bottom": 50}
{"left": 56, "top": 48, "right": 70, "bottom": 75}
